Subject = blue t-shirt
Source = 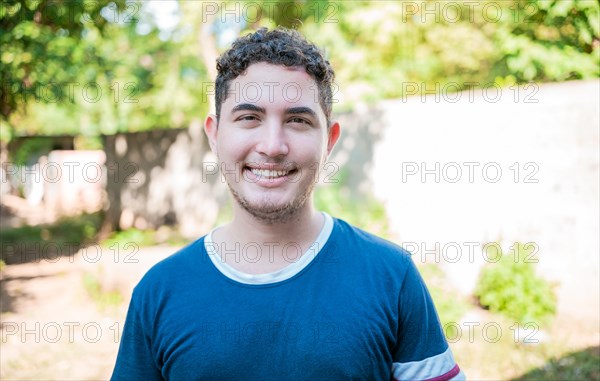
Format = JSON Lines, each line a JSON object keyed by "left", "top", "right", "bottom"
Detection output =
{"left": 112, "top": 214, "right": 464, "bottom": 381}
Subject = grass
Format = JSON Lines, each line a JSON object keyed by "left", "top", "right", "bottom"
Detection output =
{"left": 0, "top": 211, "right": 190, "bottom": 265}
{"left": 451, "top": 311, "right": 564, "bottom": 379}
{"left": 512, "top": 346, "right": 600, "bottom": 381}
{"left": 0, "top": 213, "right": 102, "bottom": 264}
{"left": 100, "top": 228, "right": 159, "bottom": 248}
{"left": 100, "top": 226, "right": 190, "bottom": 248}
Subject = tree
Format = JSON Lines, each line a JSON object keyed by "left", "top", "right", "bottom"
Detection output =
{"left": 1, "top": 0, "right": 209, "bottom": 140}
{"left": 1, "top": 0, "right": 128, "bottom": 137}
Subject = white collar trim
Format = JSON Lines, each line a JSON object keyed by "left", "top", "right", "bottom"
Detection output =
{"left": 204, "top": 212, "right": 333, "bottom": 285}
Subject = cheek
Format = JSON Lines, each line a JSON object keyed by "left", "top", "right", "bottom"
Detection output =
{"left": 294, "top": 132, "right": 326, "bottom": 156}
{"left": 217, "top": 132, "right": 249, "bottom": 158}
{"left": 296, "top": 150, "right": 327, "bottom": 175}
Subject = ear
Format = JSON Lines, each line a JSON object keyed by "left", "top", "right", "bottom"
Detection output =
{"left": 326, "top": 121, "right": 341, "bottom": 156}
{"left": 204, "top": 114, "right": 219, "bottom": 154}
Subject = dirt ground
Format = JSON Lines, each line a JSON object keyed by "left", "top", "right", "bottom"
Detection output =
{"left": 0, "top": 246, "right": 175, "bottom": 380}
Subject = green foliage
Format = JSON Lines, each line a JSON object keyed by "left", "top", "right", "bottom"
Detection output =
{"left": 11, "top": 136, "right": 53, "bottom": 165}
{"left": 0, "top": 0, "right": 128, "bottom": 120}
{"left": 2, "top": 0, "right": 209, "bottom": 138}
{"left": 301, "top": 0, "right": 599, "bottom": 104}
{"left": 2, "top": 0, "right": 598, "bottom": 137}
{"left": 489, "top": 0, "right": 600, "bottom": 83}
{"left": 73, "top": 135, "right": 103, "bottom": 150}
{"left": 475, "top": 243, "right": 557, "bottom": 325}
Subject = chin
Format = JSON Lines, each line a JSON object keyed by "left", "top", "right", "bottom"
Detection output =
{"left": 231, "top": 188, "right": 311, "bottom": 223}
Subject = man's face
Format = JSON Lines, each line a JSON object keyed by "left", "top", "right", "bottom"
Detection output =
{"left": 205, "top": 62, "right": 340, "bottom": 223}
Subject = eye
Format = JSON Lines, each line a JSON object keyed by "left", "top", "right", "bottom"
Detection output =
{"left": 237, "top": 115, "right": 259, "bottom": 122}
{"left": 235, "top": 115, "right": 261, "bottom": 127}
{"left": 288, "top": 117, "right": 311, "bottom": 126}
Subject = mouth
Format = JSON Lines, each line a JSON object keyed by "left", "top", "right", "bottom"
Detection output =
{"left": 244, "top": 164, "right": 299, "bottom": 180}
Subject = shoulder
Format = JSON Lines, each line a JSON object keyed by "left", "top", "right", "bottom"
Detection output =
{"left": 332, "top": 217, "right": 412, "bottom": 259}
{"left": 131, "top": 236, "right": 207, "bottom": 299}
{"left": 330, "top": 217, "right": 415, "bottom": 273}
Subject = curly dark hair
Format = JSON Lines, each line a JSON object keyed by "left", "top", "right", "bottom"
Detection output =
{"left": 215, "top": 27, "right": 335, "bottom": 126}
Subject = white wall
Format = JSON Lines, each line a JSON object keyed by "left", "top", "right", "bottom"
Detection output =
{"left": 370, "top": 80, "right": 599, "bottom": 320}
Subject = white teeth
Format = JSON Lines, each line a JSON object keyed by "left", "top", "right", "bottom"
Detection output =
{"left": 250, "top": 168, "right": 290, "bottom": 178}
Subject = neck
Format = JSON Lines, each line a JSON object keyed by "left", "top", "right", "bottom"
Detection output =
{"left": 211, "top": 201, "right": 325, "bottom": 274}
{"left": 228, "top": 201, "right": 322, "bottom": 246}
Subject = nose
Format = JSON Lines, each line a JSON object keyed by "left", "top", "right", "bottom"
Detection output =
{"left": 255, "top": 121, "right": 289, "bottom": 157}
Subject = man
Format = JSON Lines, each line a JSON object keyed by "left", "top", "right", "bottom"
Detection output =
{"left": 112, "top": 27, "right": 465, "bottom": 381}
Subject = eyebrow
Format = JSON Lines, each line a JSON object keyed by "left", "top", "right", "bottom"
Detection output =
{"left": 285, "top": 106, "right": 318, "bottom": 119}
{"left": 231, "top": 103, "right": 266, "bottom": 114}
{"left": 230, "top": 104, "right": 318, "bottom": 119}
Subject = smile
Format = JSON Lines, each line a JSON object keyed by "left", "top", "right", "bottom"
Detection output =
{"left": 250, "top": 168, "right": 290, "bottom": 178}
{"left": 243, "top": 165, "right": 299, "bottom": 182}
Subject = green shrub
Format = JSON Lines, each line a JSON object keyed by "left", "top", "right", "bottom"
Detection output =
{"left": 474, "top": 243, "right": 557, "bottom": 326}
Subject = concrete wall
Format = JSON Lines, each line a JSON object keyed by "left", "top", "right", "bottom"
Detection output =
{"left": 364, "top": 80, "right": 599, "bottom": 320}
{"left": 102, "top": 123, "right": 228, "bottom": 238}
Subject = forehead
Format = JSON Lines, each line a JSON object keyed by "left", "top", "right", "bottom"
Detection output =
{"left": 222, "top": 62, "right": 321, "bottom": 112}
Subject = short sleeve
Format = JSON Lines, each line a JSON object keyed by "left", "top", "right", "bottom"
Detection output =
{"left": 391, "top": 258, "right": 466, "bottom": 381}
{"left": 111, "top": 300, "right": 163, "bottom": 381}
